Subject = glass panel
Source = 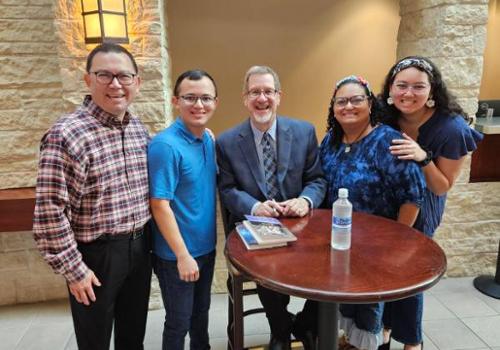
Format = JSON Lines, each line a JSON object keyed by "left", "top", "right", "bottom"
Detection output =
{"left": 102, "top": 14, "right": 127, "bottom": 38}
{"left": 101, "top": 0, "right": 124, "bottom": 12}
{"left": 81, "top": 0, "right": 98, "bottom": 12}
{"left": 84, "top": 13, "right": 102, "bottom": 38}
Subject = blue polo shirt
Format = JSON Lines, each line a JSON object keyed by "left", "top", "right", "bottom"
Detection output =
{"left": 148, "top": 118, "right": 216, "bottom": 261}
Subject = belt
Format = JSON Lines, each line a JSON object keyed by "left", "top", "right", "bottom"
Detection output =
{"left": 97, "top": 227, "right": 145, "bottom": 241}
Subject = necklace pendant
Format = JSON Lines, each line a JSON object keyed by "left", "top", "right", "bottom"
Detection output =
{"left": 345, "top": 145, "right": 351, "bottom": 153}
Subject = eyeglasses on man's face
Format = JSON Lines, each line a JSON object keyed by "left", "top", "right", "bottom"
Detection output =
{"left": 333, "top": 95, "right": 368, "bottom": 108}
{"left": 91, "top": 70, "right": 137, "bottom": 86}
{"left": 393, "top": 82, "right": 430, "bottom": 94}
{"left": 246, "top": 88, "right": 278, "bottom": 99}
{"left": 179, "top": 94, "right": 217, "bottom": 106}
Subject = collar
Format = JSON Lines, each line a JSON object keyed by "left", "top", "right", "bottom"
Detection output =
{"left": 81, "top": 95, "right": 131, "bottom": 128}
{"left": 250, "top": 118, "right": 277, "bottom": 145}
{"left": 174, "top": 117, "right": 207, "bottom": 144}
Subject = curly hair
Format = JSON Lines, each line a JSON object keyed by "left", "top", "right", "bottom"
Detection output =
{"left": 379, "top": 56, "right": 469, "bottom": 128}
{"left": 326, "top": 76, "right": 382, "bottom": 149}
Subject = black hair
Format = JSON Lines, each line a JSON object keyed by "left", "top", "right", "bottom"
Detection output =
{"left": 173, "top": 69, "right": 218, "bottom": 97}
{"left": 326, "top": 76, "right": 381, "bottom": 149}
{"left": 86, "top": 43, "right": 138, "bottom": 74}
{"left": 379, "top": 55, "right": 469, "bottom": 128}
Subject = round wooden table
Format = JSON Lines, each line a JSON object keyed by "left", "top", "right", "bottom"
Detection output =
{"left": 225, "top": 209, "right": 447, "bottom": 350}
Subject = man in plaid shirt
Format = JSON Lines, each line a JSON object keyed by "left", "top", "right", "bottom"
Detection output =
{"left": 33, "top": 43, "right": 151, "bottom": 350}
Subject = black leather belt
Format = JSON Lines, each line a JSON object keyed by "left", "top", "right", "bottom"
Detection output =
{"left": 130, "top": 227, "right": 144, "bottom": 240}
{"left": 97, "top": 227, "right": 144, "bottom": 241}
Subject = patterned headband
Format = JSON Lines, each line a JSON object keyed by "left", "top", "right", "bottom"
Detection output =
{"left": 334, "top": 75, "right": 373, "bottom": 96}
{"left": 392, "top": 58, "right": 433, "bottom": 78}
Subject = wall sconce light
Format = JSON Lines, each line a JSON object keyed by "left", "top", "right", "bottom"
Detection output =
{"left": 81, "top": 0, "right": 129, "bottom": 44}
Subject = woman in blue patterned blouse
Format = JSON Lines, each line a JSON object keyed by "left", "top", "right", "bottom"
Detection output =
{"left": 319, "top": 75, "right": 426, "bottom": 350}
{"left": 378, "top": 56, "right": 483, "bottom": 350}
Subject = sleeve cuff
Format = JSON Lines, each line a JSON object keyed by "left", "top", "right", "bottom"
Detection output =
{"left": 300, "top": 196, "right": 313, "bottom": 208}
{"left": 63, "top": 260, "right": 90, "bottom": 284}
{"left": 250, "top": 201, "right": 261, "bottom": 215}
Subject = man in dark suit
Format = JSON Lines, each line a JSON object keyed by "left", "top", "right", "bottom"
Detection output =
{"left": 216, "top": 66, "right": 326, "bottom": 350}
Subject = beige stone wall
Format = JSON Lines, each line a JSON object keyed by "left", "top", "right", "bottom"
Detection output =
{"left": 0, "top": 0, "right": 63, "bottom": 190}
{"left": 0, "top": 231, "right": 67, "bottom": 305}
{"left": 0, "top": 0, "right": 171, "bottom": 191}
{"left": 398, "top": 0, "right": 500, "bottom": 277}
{"left": 0, "top": 0, "right": 171, "bottom": 305}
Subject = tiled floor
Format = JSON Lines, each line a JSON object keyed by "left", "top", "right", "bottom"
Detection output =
{"left": 1, "top": 277, "right": 500, "bottom": 350}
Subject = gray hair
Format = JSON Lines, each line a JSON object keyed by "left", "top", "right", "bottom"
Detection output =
{"left": 243, "top": 65, "right": 281, "bottom": 92}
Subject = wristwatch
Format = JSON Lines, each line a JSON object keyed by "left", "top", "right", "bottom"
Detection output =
{"left": 417, "top": 149, "right": 433, "bottom": 167}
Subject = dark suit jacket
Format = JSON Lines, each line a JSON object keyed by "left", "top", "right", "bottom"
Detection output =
{"left": 216, "top": 116, "right": 326, "bottom": 231}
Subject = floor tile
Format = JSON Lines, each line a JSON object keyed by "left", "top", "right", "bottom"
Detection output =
{"left": 2, "top": 277, "right": 500, "bottom": 350}
{"left": 391, "top": 332, "right": 436, "bottom": 350}
{"left": 64, "top": 333, "right": 78, "bottom": 350}
{"left": 430, "top": 277, "right": 475, "bottom": 295}
{"left": 462, "top": 315, "right": 500, "bottom": 347}
{"left": 474, "top": 290, "right": 500, "bottom": 313}
{"left": 423, "top": 294, "right": 457, "bottom": 320}
{"left": 0, "top": 326, "right": 27, "bottom": 350}
{"left": 421, "top": 334, "right": 439, "bottom": 350}
{"left": 0, "top": 303, "right": 37, "bottom": 330}
{"left": 435, "top": 292, "right": 497, "bottom": 318}
{"left": 423, "top": 318, "right": 488, "bottom": 350}
{"left": 16, "top": 323, "right": 73, "bottom": 350}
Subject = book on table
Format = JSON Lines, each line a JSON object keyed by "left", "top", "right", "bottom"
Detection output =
{"left": 242, "top": 215, "right": 297, "bottom": 245}
{"left": 235, "top": 223, "right": 287, "bottom": 250}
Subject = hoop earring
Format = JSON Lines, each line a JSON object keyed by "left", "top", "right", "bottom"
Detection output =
{"left": 387, "top": 96, "right": 394, "bottom": 105}
{"left": 425, "top": 99, "right": 435, "bottom": 108}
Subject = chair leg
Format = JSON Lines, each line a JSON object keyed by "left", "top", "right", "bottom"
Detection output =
{"left": 232, "top": 276, "right": 244, "bottom": 350}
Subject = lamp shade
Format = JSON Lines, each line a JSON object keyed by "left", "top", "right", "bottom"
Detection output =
{"left": 81, "top": 0, "right": 129, "bottom": 44}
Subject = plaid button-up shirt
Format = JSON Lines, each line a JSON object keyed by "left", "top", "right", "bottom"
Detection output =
{"left": 33, "top": 95, "right": 151, "bottom": 283}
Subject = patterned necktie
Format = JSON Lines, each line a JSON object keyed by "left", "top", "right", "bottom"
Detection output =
{"left": 261, "top": 132, "right": 279, "bottom": 200}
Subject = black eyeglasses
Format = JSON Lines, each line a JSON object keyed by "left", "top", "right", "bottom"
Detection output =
{"left": 91, "top": 71, "right": 137, "bottom": 86}
{"left": 333, "top": 95, "right": 368, "bottom": 108}
{"left": 179, "top": 95, "right": 217, "bottom": 106}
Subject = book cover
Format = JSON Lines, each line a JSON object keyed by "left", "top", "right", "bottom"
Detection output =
{"left": 235, "top": 224, "right": 287, "bottom": 250}
{"left": 242, "top": 215, "right": 297, "bottom": 245}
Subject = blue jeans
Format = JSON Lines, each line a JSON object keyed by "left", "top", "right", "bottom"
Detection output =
{"left": 154, "top": 250, "right": 215, "bottom": 350}
{"left": 382, "top": 293, "right": 423, "bottom": 344}
{"left": 340, "top": 302, "right": 384, "bottom": 334}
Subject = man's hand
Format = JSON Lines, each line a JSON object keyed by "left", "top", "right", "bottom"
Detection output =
{"left": 254, "top": 200, "right": 284, "bottom": 217}
{"left": 68, "top": 270, "right": 101, "bottom": 306}
{"left": 280, "top": 197, "right": 310, "bottom": 217}
{"left": 177, "top": 254, "right": 199, "bottom": 282}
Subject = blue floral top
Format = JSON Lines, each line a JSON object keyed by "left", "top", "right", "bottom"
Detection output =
{"left": 319, "top": 125, "right": 425, "bottom": 221}
{"left": 412, "top": 113, "right": 483, "bottom": 236}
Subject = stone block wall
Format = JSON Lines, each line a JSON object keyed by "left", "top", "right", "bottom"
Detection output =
{"left": 0, "top": 231, "right": 67, "bottom": 305}
{"left": 398, "top": 0, "right": 500, "bottom": 277}
{"left": 0, "top": 0, "right": 63, "bottom": 189}
{"left": 0, "top": 0, "right": 171, "bottom": 190}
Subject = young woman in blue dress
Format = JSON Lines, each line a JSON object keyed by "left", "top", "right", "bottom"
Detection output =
{"left": 319, "top": 75, "right": 426, "bottom": 350}
{"left": 378, "top": 56, "right": 483, "bottom": 350}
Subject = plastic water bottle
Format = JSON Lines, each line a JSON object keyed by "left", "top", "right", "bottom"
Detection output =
{"left": 331, "top": 188, "right": 352, "bottom": 250}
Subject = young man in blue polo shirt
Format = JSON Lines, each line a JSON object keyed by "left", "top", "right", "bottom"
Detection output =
{"left": 148, "top": 69, "right": 219, "bottom": 350}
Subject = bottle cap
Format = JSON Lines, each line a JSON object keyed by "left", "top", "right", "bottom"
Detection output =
{"left": 338, "top": 188, "right": 348, "bottom": 198}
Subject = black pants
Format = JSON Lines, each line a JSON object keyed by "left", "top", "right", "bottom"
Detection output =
{"left": 257, "top": 285, "right": 318, "bottom": 340}
{"left": 69, "top": 232, "right": 152, "bottom": 350}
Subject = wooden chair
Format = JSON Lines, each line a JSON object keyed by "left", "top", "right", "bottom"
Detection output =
{"left": 219, "top": 198, "right": 265, "bottom": 350}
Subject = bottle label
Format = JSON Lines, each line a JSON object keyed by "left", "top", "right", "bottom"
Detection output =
{"left": 333, "top": 216, "right": 351, "bottom": 226}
